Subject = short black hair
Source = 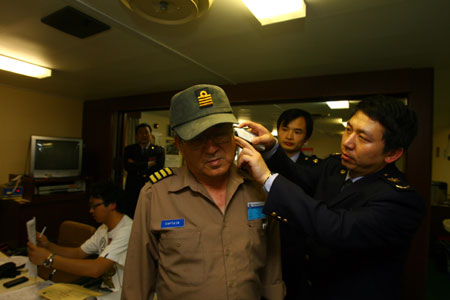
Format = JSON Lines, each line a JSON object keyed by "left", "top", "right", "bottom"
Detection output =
{"left": 89, "top": 180, "right": 126, "bottom": 214}
{"left": 351, "top": 95, "right": 418, "bottom": 152}
{"left": 277, "top": 109, "right": 314, "bottom": 140}
{"left": 135, "top": 123, "right": 152, "bottom": 134}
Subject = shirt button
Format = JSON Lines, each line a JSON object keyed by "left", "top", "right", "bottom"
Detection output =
{"left": 305, "top": 254, "right": 310, "bottom": 261}
{"left": 271, "top": 212, "right": 277, "bottom": 217}
{"left": 282, "top": 218, "right": 288, "bottom": 223}
{"left": 277, "top": 216, "right": 282, "bottom": 220}
{"left": 307, "top": 280, "right": 313, "bottom": 287}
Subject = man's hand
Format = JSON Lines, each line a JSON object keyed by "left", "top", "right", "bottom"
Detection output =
{"left": 235, "top": 136, "right": 271, "bottom": 185}
{"left": 36, "top": 233, "right": 50, "bottom": 248}
{"left": 238, "top": 121, "right": 277, "bottom": 151}
{"left": 27, "top": 242, "right": 51, "bottom": 266}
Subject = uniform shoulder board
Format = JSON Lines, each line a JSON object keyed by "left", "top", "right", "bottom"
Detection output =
{"left": 380, "top": 172, "right": 412, "bottom": 191}
{"left": 149, "top": 167, "right": 174, "bottom": 184}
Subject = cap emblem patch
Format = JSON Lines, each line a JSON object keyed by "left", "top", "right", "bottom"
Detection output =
{"left": 196, "top": 88, "right": 213, "bottom": 108}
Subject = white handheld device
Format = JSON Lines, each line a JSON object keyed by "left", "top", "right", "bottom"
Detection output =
{"left": 233, "top": 127, "right": 265, "bottom": 151}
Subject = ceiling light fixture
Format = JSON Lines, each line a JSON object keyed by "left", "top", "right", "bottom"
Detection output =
{"left": 326, "top": 101, "right": 349, "bottom": 109}
{"left": 241, "top": 0, "right": 306, "bottom": 26}
{"left": 0, "top": 54, "right": 51, "bottom": 79}
{"left": 120, "top": 0, "right": 214, "bottom": 25}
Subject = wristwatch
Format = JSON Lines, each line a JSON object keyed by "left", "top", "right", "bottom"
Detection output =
{"left": 43, "top": 253, "right": 55, "bottom": 268}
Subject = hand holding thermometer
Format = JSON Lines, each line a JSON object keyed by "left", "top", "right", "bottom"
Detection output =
{"left": 233, "top": 127, "right": 265, "bottom": 151}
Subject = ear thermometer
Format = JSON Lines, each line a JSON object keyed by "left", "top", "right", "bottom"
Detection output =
{"left": 233, "top": 127, "right": 265, "bottom": 151}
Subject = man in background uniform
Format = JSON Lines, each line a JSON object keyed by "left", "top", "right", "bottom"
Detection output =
{"left": 123, "top": 123, "right": 165, "bottom": 218}
{"left": 276, "top": 108, "right": 320, "bottom": 299}
{"left": 276, "top": 108, "right": 320, "bottom": 166}
{"left": 122, "top": 84, "right": 284, "bottom": 300}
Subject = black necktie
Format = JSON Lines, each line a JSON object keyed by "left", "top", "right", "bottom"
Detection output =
{"left": 342, "top": 179, "right": 353, "bottom": 191}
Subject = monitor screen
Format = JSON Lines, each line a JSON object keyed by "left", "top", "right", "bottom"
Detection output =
{"left": 30, "top": 136, "right": 83, "bottom": 178}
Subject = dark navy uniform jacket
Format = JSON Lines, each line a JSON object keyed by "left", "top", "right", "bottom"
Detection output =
{"left": 124, "top": 143, "right": 165, "bottom": 217}
{"left": 265, "top": 146, "right": 425, "bottom": 300}
{"left": 280, "top": 152, "right": 321, "bottom": 300}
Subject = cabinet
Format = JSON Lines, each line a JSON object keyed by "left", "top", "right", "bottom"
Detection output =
{"left": 0, "top": 176, "right": 97, "bottom": 248}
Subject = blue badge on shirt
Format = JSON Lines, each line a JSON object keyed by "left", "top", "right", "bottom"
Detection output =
{"left": 248, "top": 202, "right": 265, "bottom": 221}
{"left": 161, "top": 219, "right": 185, "bottom": 229}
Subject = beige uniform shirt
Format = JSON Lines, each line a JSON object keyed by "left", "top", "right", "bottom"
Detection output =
{"left": 122, "top": 165, "right": 284, "bottom": 300}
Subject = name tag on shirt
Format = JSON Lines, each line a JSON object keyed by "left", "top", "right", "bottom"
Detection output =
{"left": 248, "top": 202, "right": 265, "bottom": 221}
{"left": 161, "top": 219, "right": 185, "bottom": 229}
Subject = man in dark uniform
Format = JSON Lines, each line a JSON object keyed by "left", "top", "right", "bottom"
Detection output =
{"left": 236, "top": 96, "right": 426, "bottom": 300}
{"left": 124, "top": 123, "right": 165, "bottom": 218}
{"left": 277, "top": 108, "right": 320, "bottom": 166}
{"left": 276, "top": 108, "right": 320, "bottom": 299}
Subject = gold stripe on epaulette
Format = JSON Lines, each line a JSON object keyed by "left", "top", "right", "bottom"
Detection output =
{"left": 387, "top": 177, "right": 401, "bottom": 183}
{"left": 149, "top": 174, "right": 157, "bottom": 183}
{"left": 149, "top": 168, "right": 174, "bottom": 184}
{"left": 395, "top": 184, "right": 410, "bottom": 190}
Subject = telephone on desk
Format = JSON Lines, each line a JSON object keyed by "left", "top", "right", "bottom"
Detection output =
{"left": 1, "top": 175, "right": 23, "bottom": 199}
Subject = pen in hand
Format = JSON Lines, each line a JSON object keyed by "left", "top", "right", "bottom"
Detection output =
{"left": 40, "top": 226, "right": 47, "bottom": 238}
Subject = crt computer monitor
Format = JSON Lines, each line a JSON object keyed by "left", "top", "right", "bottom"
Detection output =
{"left": 29, "top": 135, "right": 83, "bottom": 178}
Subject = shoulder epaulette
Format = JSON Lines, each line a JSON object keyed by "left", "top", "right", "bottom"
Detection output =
{"left": 380, "top": 172, "right": 412, "bottom": 191}
{"left": 149, "top": 167, "right": 174, "bottom": 184}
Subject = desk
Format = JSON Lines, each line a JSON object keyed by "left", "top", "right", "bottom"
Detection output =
{"left": 0, "top": 252, "right": 44, "bottom": 294}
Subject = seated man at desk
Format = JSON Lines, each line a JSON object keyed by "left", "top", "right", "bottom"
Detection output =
{"left": 27, "top": 181, "right": 133, "bottom": 297}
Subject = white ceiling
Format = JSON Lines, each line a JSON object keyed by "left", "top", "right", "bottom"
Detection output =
{"left": 1, "top": 0, "right": 449, "bottom": 101}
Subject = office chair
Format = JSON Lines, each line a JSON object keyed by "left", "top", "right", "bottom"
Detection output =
{"left": 38, "top": 220, "right": 96, "bottom": 283}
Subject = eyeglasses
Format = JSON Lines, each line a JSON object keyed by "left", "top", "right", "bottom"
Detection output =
{"left": 89, "top": 201, "right": 105, "bottom": 209}
{"left": 183, "top": 130, "right": 233, "bottom": 149}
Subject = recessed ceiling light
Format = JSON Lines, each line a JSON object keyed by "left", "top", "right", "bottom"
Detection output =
{"left": 0, "top": 54, "right": 51, "bottom": 79}
{"left": 326, "top": 101, "right": 349, "bottom": 109}
{"left": 241, "top": 0, "right": 306, "bottom": 26}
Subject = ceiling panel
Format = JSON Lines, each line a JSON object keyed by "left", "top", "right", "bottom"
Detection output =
{"left": 0, "top": 0, "right": 449, "bottom": 100}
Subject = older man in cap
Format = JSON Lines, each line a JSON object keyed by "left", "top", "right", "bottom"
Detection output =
{"left": 122, "top": 84, "right": 285, "bottom": 300}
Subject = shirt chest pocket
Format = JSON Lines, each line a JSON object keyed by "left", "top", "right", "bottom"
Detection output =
{"left": 158, "top": 229, "right": 204, "bottom": 285}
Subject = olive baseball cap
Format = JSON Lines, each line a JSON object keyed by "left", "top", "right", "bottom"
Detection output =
{"left": 169, "top": 84, "right": 237, "bottom": 140}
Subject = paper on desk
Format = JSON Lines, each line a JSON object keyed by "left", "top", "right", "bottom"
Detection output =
{"left": 25, "top": 217, "right": 37, "bottom": 279}
{"left": 38, "top": 283, "right": 103, "bottom": 300}
{"left": 0, "top": 280, "right": 52, "bottom": 300}
{"left": 0, "top": 256, "right": 28, "bottom": 267}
